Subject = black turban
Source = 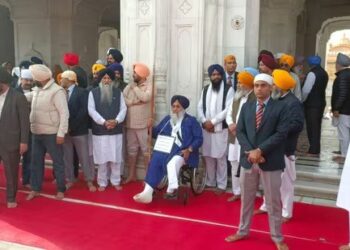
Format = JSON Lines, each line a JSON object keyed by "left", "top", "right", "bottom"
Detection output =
{"left": 98, "top": 68, "right": 115, "bottom": 81}
{"left": 31, "top": 56, "right": 43, "bottom": 64}
{"left": 171, "top": 95, "right": 190, "bottom": 109}
{"left": 19, "top": 60, "right": 32, "bottom": 69}
{"left": 208, "top": 64, "right": 225, "bottom": 77}
{"left": 0, "top": 67, "right": 13, "bottom": 84}
{"left": 108, "top": 49, "right": 123, "bottom": 63}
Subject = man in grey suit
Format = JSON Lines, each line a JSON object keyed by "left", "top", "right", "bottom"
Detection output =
{"left": 0, "top": 68, "right": 30, "bottom": 208}
{"left": 225, "top": 73, "right": 289, "bottom": 250}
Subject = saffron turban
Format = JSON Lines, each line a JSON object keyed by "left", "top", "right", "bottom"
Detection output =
{"left": 307, "top": 56, "right": 321, "bottom": 66}
{"left": 92, "top": 64, "right": 106, "bottom": 74}
{"left": 61, "top": 70, "right": 77, "bottom": 82}
{"left": 63, "top": 53, "right": 79, "bottom": 66}
{"left": 133, "top": 63, "right": 150, "bottom": 79}
{"left": 29, "top": 64, "right": 52, "bottom": 82}
{"left": 107, "top": 48, "right": 123, "bottom": 63}
{"left": 259, "top": 54, "right": 278, "bottom": 70}
{"left": 0, "top": 68, "right": 13, "bottom": 84}
{"left": 208, "top": 64, "right": 225, "bottom": 77}
{"left": 279, "top": 54, "right": 295, "bottom": 68}
{"left": 336, "top": 53, "right": 350, "bottom": 67}
{"left": 20, "top": 69, "right": 33, "bottom": 80}
{"left": 98, "top": 68, "right": 115, "bottom": 81}
{"left": 272, "top": 69, "right": 296, "bottom": 91}
{"left": 108, "top": 63, "right": 124, "bottom": 75}
{"left": 224, "top": 54, "right": 236, "bottom": 63}
{"left": 171, "top": 95, "right": 190, "bottom": 109}
{"left": 238, "top": 67, "right": 258, "bottom": 88}
{"left": 56, "top": 73, "right": 62, "bottom": 84}
{"left": 254, "top": 73, "right": 273, "bottom": 85}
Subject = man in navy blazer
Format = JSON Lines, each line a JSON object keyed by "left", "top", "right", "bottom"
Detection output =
{"left": 225, "top": 73, "right": 289, "bottom": 250}
{"left": 61, "top": 71, "right": 96, "bottom": 192}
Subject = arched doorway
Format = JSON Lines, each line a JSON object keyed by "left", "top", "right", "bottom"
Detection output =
{"left": 0, "top": 3, "right": 14, "bottom": 66}
{"left": 98, "top": 2, "right": 120, "bottom": 64}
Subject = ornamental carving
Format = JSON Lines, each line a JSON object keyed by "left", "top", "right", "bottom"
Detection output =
{"left": 231, "top": 15, "right": 244, "bottom": 30}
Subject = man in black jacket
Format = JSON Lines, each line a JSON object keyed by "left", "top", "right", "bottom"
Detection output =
{"left": 301, "top": 56, "right": 329, "bottom": 156}
{"left": 61, "top": 70, "right": 96, "bottom": 192}
{"left": 331, "top": 53, "right": 350, "bottom": 162}
{"left": 225, "top": 73, "right": 289, "bottom": 250}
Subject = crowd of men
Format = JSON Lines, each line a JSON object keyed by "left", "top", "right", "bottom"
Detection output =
{"left": 1, "top": 48, "right": 350, "bottom": 250}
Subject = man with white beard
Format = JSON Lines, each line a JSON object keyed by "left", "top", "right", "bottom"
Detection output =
{"left": 225, "top": 67, "right": 258, "bottom": 202}
{"left": 133, "top": 95, "right": 203, "bottom": 203}
{"left": 198, "top": 64, "right": 234, "bottom": 194}
{"left": 88, "top": 68, "right": 127, "bottom": 191}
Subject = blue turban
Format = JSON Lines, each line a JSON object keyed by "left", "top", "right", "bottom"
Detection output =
{"left": 98, "top": 68, "right": 115, "bottom": 81}
{"left": 108, "top": 48, "right": 123, "bottom": 63}
{"left": 108, "top": 63, "right": 124, "bottom": 76}
{"left": 307, "top": 56, "right": 321, "bottom": 66}
{"left": 171, "top": 95, "right": 190, "bottom": 109}
{"left": 31, "top": 56, "right": 43, "bottom": 64}
{"left": 244, "top": 67, "right": 259, "bottom": 77}
{"left": 208, "top": 64, "right": 225, "bottom": 78}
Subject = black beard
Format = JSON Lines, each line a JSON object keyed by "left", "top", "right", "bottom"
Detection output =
{"left": 211, "top": 80, "right": 221, "bottom": 92}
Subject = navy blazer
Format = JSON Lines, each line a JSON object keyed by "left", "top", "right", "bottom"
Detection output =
{"left": 67, "top": 86, "right": 89, "bottom": 136}
{"left": 152, "top": 113, "right": 203, "bottom": 167}
{"left": 279, "top": 92, "right": 304, "bottom": 156}
{"left": 236, "top": 98, "right": 289, "bottom": 171}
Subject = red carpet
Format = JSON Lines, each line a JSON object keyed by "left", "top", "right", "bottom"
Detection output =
{"left": 0, "top": 166, "right": 348, "bottom": 250}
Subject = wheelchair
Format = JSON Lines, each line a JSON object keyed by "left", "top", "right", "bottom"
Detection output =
{"left": 157, "top": 159, "right": 207, "bottom": 205}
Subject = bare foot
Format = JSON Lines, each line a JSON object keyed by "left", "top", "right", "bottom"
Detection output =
{"left": 114, "top": 185, "right": 123, "bottom": 191}
{"left": 98, "top": 186, "right": 106, "bottom": 192}
{"left": 275, "top": 242, "right": 289, "bottom": 250}
{"left": 23, "top": 184, "right": 31, "bottom": 189}
{"left": 123, "top": 176, "right": 136, "bottom": 184}
{"left": 87, "top": 182, "right": 97, "bottom": 192}
{"left": 215, "top": 188, "right": 225, "bottom": 195}
{"left": 7, "top": 202, "right": 17, "bottom": 208}
{"left": 339, "top": 244, "right": 350, "bottom": 250}
{"left": 227, "top": 195, "right": 241, "bottom": 202}
{"left": 56, "top": 192, "right": 64, "bottom": 200}
{"left": 65, "top": 182, "right": 74, "bottom": 190}
{"left": 225, "top": 233, "right": 246, "bottom": 242}
{"left": 254, "top": 209, "right": 267, "bottom": 215}
{"left": 26, "top": 191, "right": 40, "bottom": 201}
{"left": 282, "top": 217, "right": 291, "bottom": 223}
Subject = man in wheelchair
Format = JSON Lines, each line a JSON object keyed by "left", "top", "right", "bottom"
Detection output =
{"left": 133, "top": 95, "right": 203, "bottom": 204}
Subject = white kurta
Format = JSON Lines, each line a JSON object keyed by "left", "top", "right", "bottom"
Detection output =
{"left": 88, "top": 91, "right": 127, "bottom": 165}
{"left": 198, "top": 81, "right": 233, "bottom": 158}
{"left": 226, "top": 95, "right": 248, "bottom": 161}
{"left": 337, "top": 145, "right": 350, "bottom": 212}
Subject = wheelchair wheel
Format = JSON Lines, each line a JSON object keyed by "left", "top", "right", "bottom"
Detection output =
{"left": 157, "top": 175, "right": 168, "bottom": 190}
{"left": 190, "top": 162, "right": 207, "bottom": 195}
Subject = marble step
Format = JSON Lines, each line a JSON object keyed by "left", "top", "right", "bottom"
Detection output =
{"left": 294, "top": 179, "right": 339, "bottom": 200}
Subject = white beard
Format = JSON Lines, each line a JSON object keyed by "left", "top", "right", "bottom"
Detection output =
{"left": 100, "top": 82, "right": 113, "bottom": 105}
{"left": 170, "top": 110, "right": 185, "bottom": 125}
{"left": 233, "top": 89, "right": 249, "bottom": 101}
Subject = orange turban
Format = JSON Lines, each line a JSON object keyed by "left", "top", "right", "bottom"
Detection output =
{"left": 133, "top": 63, "right": 150, "bottom": 79}
{"left": 224, "top": 54, "right": 236, "bottom": 63}
{"left": 92, "top": 63, "right": 106, "bottom": 74}
{"left": 272, "top": 69, "right": 296, "bottom": 91}
{"left": 56, "top": 73, "right": 62, "bottom": 85}
{"left": 238, "top": 71, "right": 254, "bottom": 88}
{"left": 279, "top": 54, "right": 295, "bottom": 68}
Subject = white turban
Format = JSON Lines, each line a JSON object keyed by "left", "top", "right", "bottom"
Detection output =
{"left": 29, "top": 64, "right": 52, "bottom": 82}
{"left": 254, "top": 73, "right": 273, "bottom": 85}
{"left": 20, "top": 69, "right": 33, "bottom": 80}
